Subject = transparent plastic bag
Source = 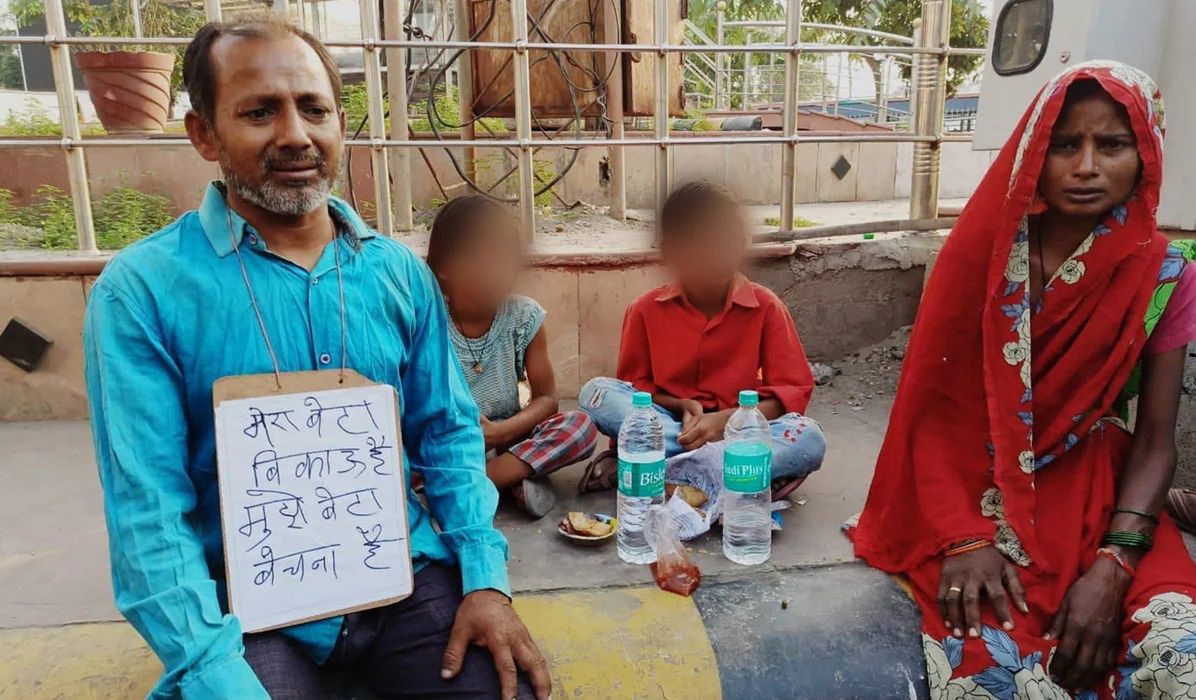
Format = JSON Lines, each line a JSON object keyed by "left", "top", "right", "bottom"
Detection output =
{"left": 646, "top": 505, "right": 701, "bottom": 596}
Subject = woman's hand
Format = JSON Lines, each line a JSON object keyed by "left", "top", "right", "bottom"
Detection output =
{"left": 939, "top": 545, "right": 1029, "bottom": 638}
{"left": 1046, "top": 557, "right": 1131, "bottom": 690}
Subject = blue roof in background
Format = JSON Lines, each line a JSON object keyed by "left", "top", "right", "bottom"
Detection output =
{"left": 800, "top": 94, "right": 979, "bottom": 121}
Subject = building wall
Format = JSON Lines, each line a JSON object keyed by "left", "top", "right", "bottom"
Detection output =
{"left": 0, "top": 135, "right": 994, "bottom": 217}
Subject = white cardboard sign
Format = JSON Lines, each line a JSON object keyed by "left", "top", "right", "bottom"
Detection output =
{"left": 214, "top": 381, "right": 412, "bottom": 632}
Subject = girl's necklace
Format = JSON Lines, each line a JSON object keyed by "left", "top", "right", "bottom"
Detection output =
{"left": 451, "top": 309, "right": 495, "bottom": 375}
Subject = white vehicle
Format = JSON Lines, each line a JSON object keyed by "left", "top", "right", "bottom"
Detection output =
{"left": 974, "top": 0, "right": 1196, "bottom": 232}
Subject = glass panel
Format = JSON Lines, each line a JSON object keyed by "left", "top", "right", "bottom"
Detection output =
{"left": 993, "top": 0, "right": 1052, "bottom": 75}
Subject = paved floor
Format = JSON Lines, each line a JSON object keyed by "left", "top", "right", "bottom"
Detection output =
{"left": 0, "top": 393, "right": 888, "bottom": 630}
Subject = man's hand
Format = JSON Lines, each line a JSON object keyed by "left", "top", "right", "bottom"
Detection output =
{"left": 678, "top": 399, "right": 704, "bottom": 432}
{"left": 938, "top": 546, "right": 1028, "bottom": 639}
{"left": 678, "top": 410, "right": 732, "bottom": 451}
{"left": 1046, "top": 557, "right": 1131, "bottom": 690}
{"left": 480, "top": 417, "right": 509, "bottom": 451}
{"left": 442, "top": 590, "right": 551, "bottom": 700}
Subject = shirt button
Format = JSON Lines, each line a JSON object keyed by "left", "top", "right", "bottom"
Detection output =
{"left": 248, "top": 234, "right": 258, "bottom": 245}
{"left": 311, "top": 277, "right": 319, "bottom": 286}
{"left": 319, "top": 353, "right": 332, "bottom": 365}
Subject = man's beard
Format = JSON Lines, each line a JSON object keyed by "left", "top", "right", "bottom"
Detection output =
{"left": 220, "top": 148, "right": 338, "bottom": 217}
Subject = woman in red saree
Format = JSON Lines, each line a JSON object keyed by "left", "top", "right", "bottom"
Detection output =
{"left": 853, "top": 61, "right": 1196, "bottom": 700}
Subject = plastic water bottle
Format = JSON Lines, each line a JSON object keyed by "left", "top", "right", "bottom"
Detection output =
{"left": 617, "top": 391, "right": 666, "bottom": 564}
{"left": 722, "top": 390, "right": 773, "bottom": 565}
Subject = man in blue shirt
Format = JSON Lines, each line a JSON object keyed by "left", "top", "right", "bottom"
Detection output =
{"left": 83, "top": 15, "right": 549, "bottom": 699}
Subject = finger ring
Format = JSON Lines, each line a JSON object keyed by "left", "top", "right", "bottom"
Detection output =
{"left": 948, "top": 586, "right": 963, "bottom": 594}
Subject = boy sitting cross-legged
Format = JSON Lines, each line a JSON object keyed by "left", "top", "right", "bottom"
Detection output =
{"left": 578, "top": 181, "right": 826, "bottom": 500}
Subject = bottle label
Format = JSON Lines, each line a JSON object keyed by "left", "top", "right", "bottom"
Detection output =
{"left": 724, "top": 446, "right": 772, "bottom": 493}
{"left": 618, "top": 458, "right": 665, "bottom": 498}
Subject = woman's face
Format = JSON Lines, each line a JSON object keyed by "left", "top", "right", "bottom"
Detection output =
{"left": 1039, "top": 91, "right": 1140, "bottom": 219}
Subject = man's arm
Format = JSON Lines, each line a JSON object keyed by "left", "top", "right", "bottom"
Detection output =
{"left": 399, "top": 260, "right": 510, "bottom": 596}
{"left": 85, "top": 280, "right": 267, "bottom": 699}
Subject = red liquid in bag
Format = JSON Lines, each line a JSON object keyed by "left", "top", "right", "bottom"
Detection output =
{"left": 650, "top": 556, "right": 701, "bottom": 596}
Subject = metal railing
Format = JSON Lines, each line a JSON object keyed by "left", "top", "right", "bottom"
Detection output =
{"left": 0, "top": 0, "right": 978, "bottom": 251}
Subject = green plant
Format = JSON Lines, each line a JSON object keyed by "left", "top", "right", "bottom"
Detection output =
{"left": 12, "top": 0, "right": 205, "bottom": 101}
{"left": 413, "top": 85, "right": 507, "bottom": 134}
{"left": 16, "top": 185, "right": 78, "bottom": 249}
{"left": 0, "top": 104, "right": 108, "bottom": 136}
{"left": 342, "top": 83, "right": 508, "bottom": 137}
{"left": 683, "top": 109, "right": 720, "bottom": 132}
{"left": 0, "top": 44, "right": 23, "bottom": 90}
{"left": 93, "top": 184, "right": 175, "bottom": 248}
{"left": 16, "top": 181, "right": 175, "bottom": 250}
{"left": 764, "top": 215, "right": 820, "bottom": 229}
{"left": 0, "top": 188, "right": 17, "bottom": 224}
{"left": 532, "top": 157, "right": 557, "bottom": 207}
{"left": 341, "top": 83, "right": 380, "bottom": 129}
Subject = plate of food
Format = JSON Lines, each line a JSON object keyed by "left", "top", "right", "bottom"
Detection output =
{"left": 558, "top": 512, "right": 617, "bottom": 547}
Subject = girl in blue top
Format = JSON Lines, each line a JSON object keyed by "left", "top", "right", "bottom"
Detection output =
{"left": 428, "top": 195, "right": 598, "bottom": 519}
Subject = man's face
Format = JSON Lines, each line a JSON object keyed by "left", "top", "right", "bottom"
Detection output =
{"left": 188, "top": 33, "right": 346, "bottom": 217}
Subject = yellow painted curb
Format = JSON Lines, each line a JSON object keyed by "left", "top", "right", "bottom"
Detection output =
{"left": 1, "top": 586, "right": 722, "bottom": 700}
{"left": 514, "top": 586, "right": 721, "bottom": 700}
{"left": 0, "top": 623, "right": 160, "bottom": 700}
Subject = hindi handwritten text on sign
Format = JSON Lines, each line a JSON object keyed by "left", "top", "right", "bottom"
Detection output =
{"left": 215, "top": 384, "right": 411, "bottom": 632}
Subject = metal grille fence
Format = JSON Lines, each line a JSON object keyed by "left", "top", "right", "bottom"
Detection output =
{"left": 0, "top": 0, "right": 983, "bottom": 251}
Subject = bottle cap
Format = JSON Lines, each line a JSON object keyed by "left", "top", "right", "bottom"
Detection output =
{"left": 632, "top": 391, "right": 652, "bottom": 407}
{"left": 738, "top": 390, "right": 759, "bottom": 407}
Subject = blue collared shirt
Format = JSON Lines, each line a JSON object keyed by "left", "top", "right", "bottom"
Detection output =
{"left": 84, "top": 183, "right": 509, "bottom": 699}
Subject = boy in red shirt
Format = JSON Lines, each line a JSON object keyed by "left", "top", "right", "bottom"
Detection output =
{"left": 579, "top": 181, "right": 825, "bottom": 498}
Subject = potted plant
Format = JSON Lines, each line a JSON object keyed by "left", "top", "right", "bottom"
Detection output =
{"left": 13, "top": 0, "right": 204, "bottom": 134}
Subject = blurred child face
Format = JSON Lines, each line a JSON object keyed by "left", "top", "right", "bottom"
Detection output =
{"left": 437, "top": 212, "right": 522, "bottom": 316}
{"left": 660, "top": 205, "right": 749, "bottom": 292}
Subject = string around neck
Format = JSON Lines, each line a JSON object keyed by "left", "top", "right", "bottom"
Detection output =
{"left": 226, "top": 204, "right": 350, "bottom": 389}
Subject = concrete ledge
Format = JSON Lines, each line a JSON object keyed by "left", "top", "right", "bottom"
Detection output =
{"left": 0, "top": 565, "right": 929, "bottom": 700}
{"left": 0, "top": 236, "right": 940, "bottom": 420}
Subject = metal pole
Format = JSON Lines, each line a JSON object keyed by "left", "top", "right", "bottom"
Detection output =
{"left": 453, "top": 0, "right": 476, "bottom": 180}
{"left": 654, "top": 0, "right": 672, "bottom": 215}
{"left": 43, "top": 0, "right": 96, "bottom": 252}
{"left": 834, "top": 53, "right": 843, "bottom": 115}
{"left": 384, "top": 0, "right": 414, "bottom": 230}
{"left": 820, "top": 56, "right": 828, "bottom": 112}
{"left": 360, "top": 0, "right": 394, "bottom": 235}
{"left": 714, "top": 1, "right": 726, "bottom": 111}
{"left": 909, "top": 0, "right": 949, "bottom": 219}
{"left": 130, "top": 0, "right": 142, "bottom": 38}
{"left": 910, "top": 19, "right": 921, "bottom": 128}
{"left": 603, "top": 0, "right": 626, "bottom": 221}
{"left": 877, "top": 55, "right": 890, "bottom": 123}
{"left": 510, "top": 0, "right": 535, "bottom": 240}
{"left": 203, "top": 0, "right": 222, "bottom": 22}
{"left": 778, "top": 0, "right": 801, "bottom": 232}
{"left": 742, "top": 30, "right": 752, "bottom": 109}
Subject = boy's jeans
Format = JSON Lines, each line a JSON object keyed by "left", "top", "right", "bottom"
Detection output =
{"left": 579, "top": 377, "right": 826, "bottom": 482}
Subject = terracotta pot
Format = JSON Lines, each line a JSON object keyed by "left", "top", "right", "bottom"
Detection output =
{"left": 74, "top": 51, "right": 175, "bottom": 134}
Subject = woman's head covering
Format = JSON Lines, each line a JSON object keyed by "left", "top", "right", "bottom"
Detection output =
{"left": 853, "top": 61, "right": 1170, "bottom": 573}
